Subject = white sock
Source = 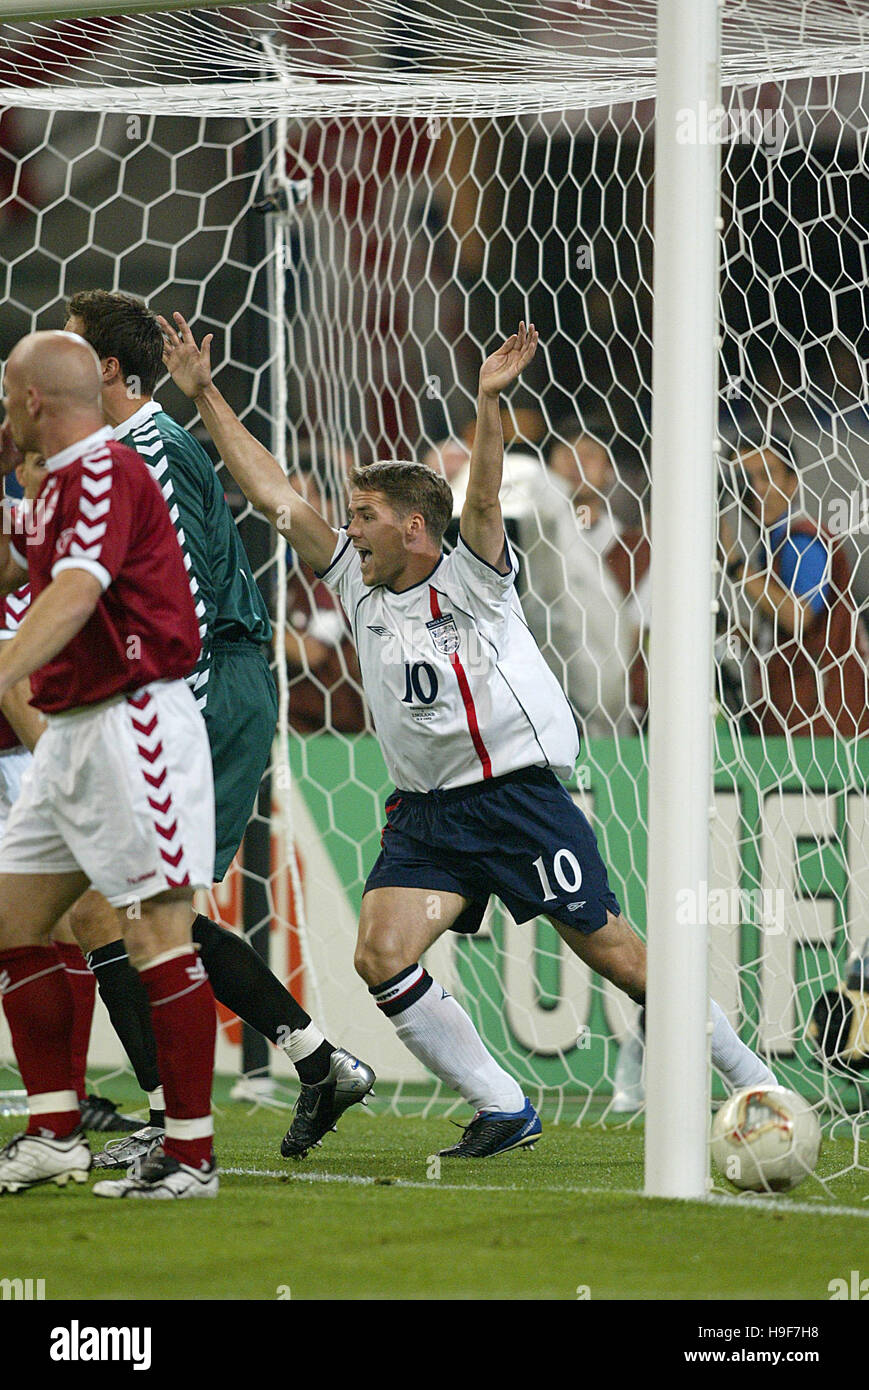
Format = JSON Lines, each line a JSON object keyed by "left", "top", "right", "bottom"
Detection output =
{"left": 281, "top": 1020, "right": 326, "bottom": 1065}
{"left": 710, "top": 999, "right": 777, "bottom": 1090}
{"left": 372, "top": 966, "right": 524, "bottom": 1113}
{"left": 147, "top": 1087, "right": 165, "bottom": 1114}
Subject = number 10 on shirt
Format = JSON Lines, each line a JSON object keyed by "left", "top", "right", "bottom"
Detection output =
{"left": 533, "top": 848, "right": 584, "bottom": 902}
{"left": 401, "top": 661, "right": 438, "bottom": 705}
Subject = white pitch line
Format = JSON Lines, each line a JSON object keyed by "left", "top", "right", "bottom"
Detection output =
{"left": 221, "top": 1166, "right": 869, "bottom": 1217}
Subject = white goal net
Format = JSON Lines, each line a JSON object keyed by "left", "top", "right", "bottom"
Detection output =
{"left": 0, "top": 0, "right": 867, "bottom": 1193}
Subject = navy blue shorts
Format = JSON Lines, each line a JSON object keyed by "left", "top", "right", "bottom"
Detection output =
{"left": 364, "top": 766, "right": 621, "bottom": 934}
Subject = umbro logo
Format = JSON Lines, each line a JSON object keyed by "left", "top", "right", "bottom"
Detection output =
{"left": 567, "top": 902, "right": 586, "bottom": 911}
{"left": 367, "top": 625, "right": 393, "bottom": 639}
{"left": 185, "top": 959, "right": 207, "bottom": 985}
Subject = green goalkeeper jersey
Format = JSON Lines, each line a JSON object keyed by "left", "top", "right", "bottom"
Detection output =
{"left": 114, "top": 400, "right": 272, "bottom": 712}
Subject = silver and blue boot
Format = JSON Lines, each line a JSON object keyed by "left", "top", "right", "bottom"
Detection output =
{"left": 280, "top": 1049, "right": 375, "bottom": 1159}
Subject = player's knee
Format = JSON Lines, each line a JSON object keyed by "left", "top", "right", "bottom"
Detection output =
{"left": 65, "top": 895, "right": 90, "bottom": 940}
{"left": 354, "top": 928, "right": 405, "bottom": 988}
{"left": 67, "top": 890, "right": 120, "bottom": 954}
{"left": 51, "top": 914, "right": 77, "bottom": 945}
{"left": 353, "top": 938, "right": 380, "bottom": 986}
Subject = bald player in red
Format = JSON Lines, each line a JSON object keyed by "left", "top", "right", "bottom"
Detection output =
{"left": 0, "top": 330, "right": 219, "bottom": 1199}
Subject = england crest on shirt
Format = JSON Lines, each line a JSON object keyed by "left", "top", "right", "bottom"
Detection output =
{"left": 426, "top": 612, "right": 460, "bottom": 656}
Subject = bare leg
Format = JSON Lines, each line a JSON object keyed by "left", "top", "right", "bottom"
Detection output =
{"left": 553, "top": 911, "right": 776, "bottom": 1094}
{"left": 551, "top": 910, "right": 646, "bottom": 1004}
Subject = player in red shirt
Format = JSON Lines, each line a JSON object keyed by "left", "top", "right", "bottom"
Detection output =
{"left": 0, "top": 330, "right": 219, "bottom": 1198}
{"left": 0, "top": 564, "right": 141, "bottom": 1134}
{"left": 0, "top": 579, "right": 98, "bottom": 1126}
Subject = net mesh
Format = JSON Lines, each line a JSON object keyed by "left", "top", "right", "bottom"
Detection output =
{"left": 0, "top": 1, "right": 867, "bottom": 115}
{"left": 0, "top": 1, "right": 866, "bottom": 1199}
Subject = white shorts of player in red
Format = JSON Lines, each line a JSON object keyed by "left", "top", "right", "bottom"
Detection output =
{"left": 0, "top": 748, "right": 32, "bottom": 839}
{"left": 0, "top": 679, "right": 214, "bottom": 906}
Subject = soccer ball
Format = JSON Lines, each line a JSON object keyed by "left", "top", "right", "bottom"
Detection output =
{"left": 710, "top": 1086, "right": 821, "bottom": 1193}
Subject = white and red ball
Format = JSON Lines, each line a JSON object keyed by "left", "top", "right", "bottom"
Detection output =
{"left": 710, "top": 1086, "right": 822, "bottom": 1193}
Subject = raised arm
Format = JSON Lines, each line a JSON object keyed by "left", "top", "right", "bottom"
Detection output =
{"left": 158, "top": 313, "right": 339, "bottom": 575}
{"left": 460, "top": 321, "right": 539, "bottom": 571}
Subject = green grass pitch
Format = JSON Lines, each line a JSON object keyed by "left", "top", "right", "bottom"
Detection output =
{"left": 1, "top": 1074, "right": 866, "bottom": 1303}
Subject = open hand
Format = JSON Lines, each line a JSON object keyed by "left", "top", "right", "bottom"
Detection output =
{"left": 156, "top": 311, "right": 214, "bottom": 400}
{"left": 479, "top": 321, "right": 539, "bottom": 399}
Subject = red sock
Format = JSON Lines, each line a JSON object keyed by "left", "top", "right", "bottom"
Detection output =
{"left": 138, "top": 949, "right": 216, "bottom": 1169}
{"left": 0, "top": 945, "right": 80, "bottom": 1138}
{"left": 54, "top": 942, "right": 96, "bottom": 1103}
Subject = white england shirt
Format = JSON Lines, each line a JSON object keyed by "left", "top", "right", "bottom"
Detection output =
{"left": 319, "top": 529, "right": 580, "bottom": 792}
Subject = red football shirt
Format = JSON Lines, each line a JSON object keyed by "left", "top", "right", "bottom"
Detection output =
{"left": 12, "top": 427, "right": 201, "bottom": 713}
{"left": 0, "top": 583, "right": 31, "bottom": 749}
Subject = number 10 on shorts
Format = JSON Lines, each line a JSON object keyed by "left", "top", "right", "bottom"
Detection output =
{"left": 533, "top": 848, "right": 583, "bottom": 902}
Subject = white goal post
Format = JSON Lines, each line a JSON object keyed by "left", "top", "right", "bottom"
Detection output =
{"left": 645, "top": 0, "right": 720, "bottom": 1199}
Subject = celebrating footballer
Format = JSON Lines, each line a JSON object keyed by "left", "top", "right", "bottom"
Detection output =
{"left": 159, "top": 312, "right": 777, "bottom": 1157}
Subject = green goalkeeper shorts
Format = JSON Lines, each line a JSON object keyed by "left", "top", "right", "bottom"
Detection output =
{"left": 203, "top": 640, "right": 278, "bottom": 882}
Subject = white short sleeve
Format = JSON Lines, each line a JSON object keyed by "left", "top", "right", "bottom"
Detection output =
{"left": 442, "top": 530, "right": 519, "bottom": 632}
{"left": 316, "top": 529, "right": 365, "bottom": 615}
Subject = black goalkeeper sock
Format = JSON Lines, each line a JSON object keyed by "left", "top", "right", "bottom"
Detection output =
{"left": 87, "top": 940, "right": 161, "bottom": 1099}
{"left": 192, "top": 914, "right": 334, "bottom": 1081}
{"left": 295, "top": 1040, "right": 336, "bottom": 1086}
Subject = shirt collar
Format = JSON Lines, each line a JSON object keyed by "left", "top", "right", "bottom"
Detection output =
{"left": 44, "top": 426, "right": 113, "bottom": 474}
{"left": 112, "top": 399, "right": 163, "bottom": 438}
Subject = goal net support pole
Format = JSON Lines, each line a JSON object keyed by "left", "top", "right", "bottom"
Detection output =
{"left": 645, "top": 0, "right": 722, "bottom": 1199}
{"left": 260, "top": 54, "right": 326, "bottom": 1033}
